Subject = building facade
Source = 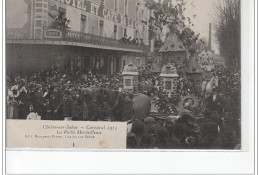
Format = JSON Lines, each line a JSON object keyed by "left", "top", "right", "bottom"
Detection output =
{"left": 6, "top": 0, "right": 150, "bottom": 75}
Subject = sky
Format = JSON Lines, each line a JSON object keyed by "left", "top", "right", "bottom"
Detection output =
{"left": 182, "top": 0, "right": 221, "bottom": 54}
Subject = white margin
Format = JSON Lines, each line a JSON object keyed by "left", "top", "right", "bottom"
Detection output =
{"left": 2, "top": 0, "right": 257, "bottom": 174}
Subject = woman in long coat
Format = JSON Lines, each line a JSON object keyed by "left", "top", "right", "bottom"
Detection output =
{"left": 7, "top": 87, "right": 19, "bottom": 119}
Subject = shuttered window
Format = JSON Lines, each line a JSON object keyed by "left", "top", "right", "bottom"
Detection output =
{"left": 125, "top": 79, "right": 131, "bottom": 86}
{"left": 165, "top": 81, "right": 172, "bottom": 90}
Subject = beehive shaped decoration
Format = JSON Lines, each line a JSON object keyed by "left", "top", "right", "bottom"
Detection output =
{"left": 159, "top": 63, "right": 179, "bottom": 95}
{"left": 122, "top": 63, "right": 139, "bottom": 93}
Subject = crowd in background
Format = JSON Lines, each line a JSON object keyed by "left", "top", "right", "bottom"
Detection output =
{"left": 128, "top": 63, "right": 241, "bottom": 149}
{"left": 51, "top": 16, "right": 71, "bottom": 31}
{"left": 6, "top": 68, "right": 131, "bottom": 121}
{"left": 6, "top": 62, "right": 241, "bottom": 149}
{"left": 120, "top": 34, "right": 145, "bottom": 45}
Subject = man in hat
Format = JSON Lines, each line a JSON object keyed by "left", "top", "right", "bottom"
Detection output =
{"left": 143, "top": 117, "right": 158, "bottom": 136}
{"left": 131, "top": 119, "right": 145, "bottom": 138}
{"left": 65, "top": 19, "right": 71, "bottom": 31}
{"left": 54, "top": 90, "right": 75, "bottom": 121}
{"left": 16, "top": 80, "right": 29, "bottom": 119}
{"left": 33, "top": 84, "right": 44, "bottom": 116}
{"left": 17, "top": 92, "right": 29, "bottom": 119}
{"left": 42, "top": 99, "right": 52, "bottom": 120}
{"left": 72, "top": 91, "right": 83, "bottom": 120}
{"left": 204, "top": 87, "right": 225, "bottom": 121}
{"left": 49, "top": 83, "right": 62, "bottom": 120}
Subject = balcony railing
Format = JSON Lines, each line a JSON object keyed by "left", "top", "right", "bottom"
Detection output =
{"left": 6, "top": 28, "right": 149, "bottom": 52}
{"left": 6, "top": 29, "right": 29, "bottom": 40}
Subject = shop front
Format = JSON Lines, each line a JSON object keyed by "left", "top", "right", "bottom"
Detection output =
{"left": 6, "top": 43, "right": 123, "bottom": 77}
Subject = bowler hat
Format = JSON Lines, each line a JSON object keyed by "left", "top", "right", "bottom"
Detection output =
{"left": 131, "top": 120, "right": 144, "bottom": 136}
{"left": 144, "top": 117, "right": 156, "bottom": 123}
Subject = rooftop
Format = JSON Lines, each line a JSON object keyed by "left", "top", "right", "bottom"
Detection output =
{"left": 159, "top": 33, "right": 187, "bottom": 53}
{"left": 122, "top": 63, "right": 139, "bottom": 75}
{"left": 160, "top": 63, "right": 179, "bottom": 77}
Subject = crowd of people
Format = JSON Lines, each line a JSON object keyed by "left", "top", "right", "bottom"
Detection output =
{"left": 120, "top": 34, "right": 145, "bottom": 45}
{"left": 51, "top": 17, "right": 71, "bottom": 31}
{"left": 6, "top": 61, "right": 241, "bottom": 149}
{"left": 197, "top": 56, "right": 214, "bottom": 66}
{"left": 126, "top": 63, "right": 241, "bottom": 149}
{"left": 6, "top": 69, "right": 133, "bottom": 121}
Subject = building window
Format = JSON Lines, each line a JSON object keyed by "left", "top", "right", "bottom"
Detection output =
{"left": 35, "top": 20, "right": 42, "bottom": 27}
{"left": 142, "top": 9, "right": 144, "bottom": 20}
{"left": 96, "top": 57, "right": 100, "bottom": 69}
{"left": 80, "top": 15, "right": 87, "bottom": 33}
{"left": 36, "top": 9, "right": 42, "bottom": 12}
{"left": 43, "top": 21, "right": 47, "bottom": 27}
{"left": 124, "top": 28, "right": 127, "bottom": 37}
{"left": 77, "top": 57, "right": 81, "bottom": 68}
{"left": 135, "top": 30, "right": 139, "bottom": 39}
{"left": 91, "top": 27, "right": 95, "bottom": 35}
{"left": 59, "top": 8, "right": 66, "bottom": 19}
{"left": 135, "top": 58, "right": 141, "bottom": 67}
{"left": 125, "top": 79, "right": 131, "bottom": 86}
{"left": 114, "top": 0, "right": 118, "bottom": 12}
{"left": 114, "top": 25, "right": 117, "bottom": 39}
{"left": 124, "top": 0, "right": 128, "bottom": 15}
{"left": 100, "top": 57, "right": 104, "bottom": 68}
{"left": 136, "top": 6, "right": 139, "bottom": 20}
{"left": 36, "top": 3, "right": 42, "bottom": 7}
{"left": 99, "top": 20, "right": 104, "bottom": 37}
{"left": 35, "top": 29, "right": 42, "bottom": 39}
{"left": 165, "top": 81, "right": 172, "bottom": 90}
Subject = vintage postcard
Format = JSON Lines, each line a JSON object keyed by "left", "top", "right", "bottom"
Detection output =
{"left": 6, "top": 0, "right": 241, "bottom": 150}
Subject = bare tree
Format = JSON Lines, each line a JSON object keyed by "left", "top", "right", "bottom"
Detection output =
{"left": 214, "top": 0, "right": 240, "bottom": 68}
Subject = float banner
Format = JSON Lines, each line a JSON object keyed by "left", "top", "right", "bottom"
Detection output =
{"left": 6, "top": 120, "right": 127, "bottom": 149}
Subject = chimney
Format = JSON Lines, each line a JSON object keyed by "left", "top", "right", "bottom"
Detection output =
{"left": 208, "top": 23, "right": 212, "bottom": 51}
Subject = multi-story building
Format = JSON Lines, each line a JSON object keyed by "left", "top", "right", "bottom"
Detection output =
{"left": 6, "top": 0, "right": 150, "bottom": 75}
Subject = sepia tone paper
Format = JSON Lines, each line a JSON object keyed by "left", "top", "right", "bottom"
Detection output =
{"left": 7, "top": 120, "right": 127, "bottom": 149}
{"left": 5, "top": 0, "right": 241, "bottom": 150}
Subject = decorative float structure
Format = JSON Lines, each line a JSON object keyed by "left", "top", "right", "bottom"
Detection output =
{"left": 158, "top": 33, "right": 187, "bottom": 67}
{"left": 178, "top": 95, "right": 200, "bottom": 112}
{"left": 185, "top": 57, "right": 203, "bottom": 95}
{"left": 159, "top": 63, "right": 179, "bottom": 96}
{"left": 197, "top": 50, "right": 215, "bottom": 71}
{"left": 122, "top": 63, "right": 139, "bottom": 93}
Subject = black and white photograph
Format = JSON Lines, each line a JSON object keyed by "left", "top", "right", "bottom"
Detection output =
{"left": 5, "top": 0, "right": 242, "bottom": 150}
